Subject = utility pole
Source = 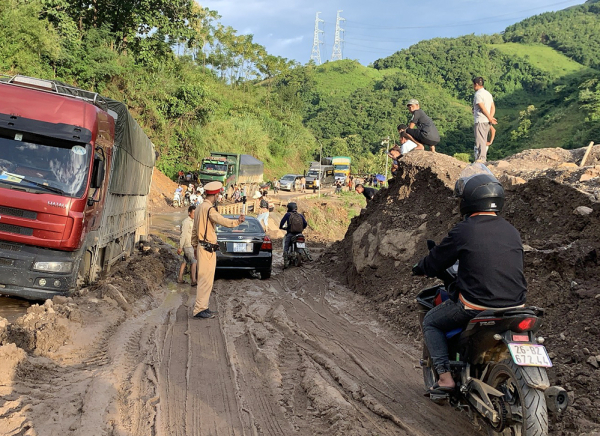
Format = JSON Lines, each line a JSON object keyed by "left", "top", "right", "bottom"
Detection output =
{"left": 331, "top": 10, "right": 345, "bottom": 62}
{"left": 382, "top": 137, "right": 390, "bottom": 187}
{"left": 310, "top": 12, "right": 324, "bottom": 65}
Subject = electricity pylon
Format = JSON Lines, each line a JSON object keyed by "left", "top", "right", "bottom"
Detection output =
{"left": 310, "top": 12, "right": 325, "bottom": 65}
{"left": 331, "top": 10, "right": 345, "bottom": 61}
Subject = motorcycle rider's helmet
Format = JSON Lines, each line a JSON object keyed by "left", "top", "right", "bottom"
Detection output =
{"left": 454, "top": 163, "right": 504, "bottom": 217}
{"left": 287, "top": 202, "right": 298, "bottom": 212}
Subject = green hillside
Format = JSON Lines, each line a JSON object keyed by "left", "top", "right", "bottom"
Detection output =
{"left": 490, "top": 43, "right": 589, "bottom": 78}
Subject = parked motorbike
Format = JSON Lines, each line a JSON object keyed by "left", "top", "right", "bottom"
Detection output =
{"left": 173, "top": 192, "right": 182, "bottom": 208}
{"left": 416, "top": 243, "right": 568, "bottom": 436}
{"left": 283, "top": 233, "right": 311, "bottom": 269}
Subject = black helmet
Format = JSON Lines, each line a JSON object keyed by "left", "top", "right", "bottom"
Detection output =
{"left": 287, "top": 202, "right": 298, "bottom": 212}
{"left": 454, "top": 164, "right": 504, "bottom": 216}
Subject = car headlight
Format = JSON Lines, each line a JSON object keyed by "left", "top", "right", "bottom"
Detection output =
{"left": 33, "top": 261, "right": 73, "bottom": 273}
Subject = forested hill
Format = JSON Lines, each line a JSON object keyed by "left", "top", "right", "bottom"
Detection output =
{"left": 1, "top": 0, "right": 599, "bottom": 178}
{"left": 0, "top": 0, "right": 318, "bottom": 179}
{"left": 274, "top": 0, "right": 600, "bottom": 172}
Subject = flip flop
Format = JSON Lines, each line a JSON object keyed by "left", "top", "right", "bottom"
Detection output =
{"left": 424, "top": 383, "right": 455, "bottom": 396}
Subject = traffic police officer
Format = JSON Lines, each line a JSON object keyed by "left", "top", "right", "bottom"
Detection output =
{"left": 191, "top": 181, "right": 244, "bottom": 318}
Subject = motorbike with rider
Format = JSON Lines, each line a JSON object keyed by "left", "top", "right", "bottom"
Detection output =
{"left": 279, "top": 202, "right": 309, "bottom": 268}
{"left": 413, "top": 164, "right": 568, "bottom": 436}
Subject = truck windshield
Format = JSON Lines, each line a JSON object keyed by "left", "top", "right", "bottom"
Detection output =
{"left": 307, "top": 171, "right": 320, "bottom": 177}
{"left": 334, "top": 165, "right": 350, "bottom": 170}
{"left": 202, "top": 163, "right": 227, "bottom": 172}
{"left": 0, "top": 137, "right": 90, "bottom": 198}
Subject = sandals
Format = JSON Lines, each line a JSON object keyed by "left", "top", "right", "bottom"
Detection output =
{"left": 190, "top": 282, "right": 197, "bottom": 287}
{"left": 177, "top": 279, "right": 186, "bottom": 284}
{"left": 424, "top": 383, "right": 455, "bottom": 396}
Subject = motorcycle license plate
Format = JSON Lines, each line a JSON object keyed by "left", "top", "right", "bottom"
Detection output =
{"left": 508, "top": 343, "right": 552, "bottom": 367}
{"left": 296, "top": 243, "right": 306, "bottom": 248}
{"left": 232, "top": 243, "right": 252, "bottom": 253}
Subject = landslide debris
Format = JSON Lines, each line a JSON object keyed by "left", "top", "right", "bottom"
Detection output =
{"left": 323, "top": 148, "right": 600, "bottom": 435}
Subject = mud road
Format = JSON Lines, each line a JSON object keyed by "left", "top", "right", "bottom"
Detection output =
{"left": 0, "top": 242, "right": 480, "bottom": 436}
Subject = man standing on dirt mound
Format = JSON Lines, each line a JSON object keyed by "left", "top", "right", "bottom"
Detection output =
{"left": 413, "top": 164, "right": 527, "bottom": 395}
{"left": 192, "top": 181, "right": 245, "bottom": 319}
{"left": 472, "top": 77, "right": 497, "bottom": 162}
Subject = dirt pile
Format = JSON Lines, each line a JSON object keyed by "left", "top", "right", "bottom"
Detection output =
{"left": 322, "top": 149, "right": 600, "bottom": 435}
{"left": 149, "top": 168, "right": 178, "bottom": 211}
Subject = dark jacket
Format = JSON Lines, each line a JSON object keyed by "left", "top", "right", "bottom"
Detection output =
{"left": 279, "top": 212, "right": 307, "bottom": 234}
{"left": 417, "top": 215, "right": 527, "bottom": 308}
{"left": 362, "top": 187, "right": 376, "bottom": 201}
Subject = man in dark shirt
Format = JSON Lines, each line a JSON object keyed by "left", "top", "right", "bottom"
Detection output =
{"left": 403, "top": 99, "right": 440, "bottom": 152}
{"left": 355, "top": 184, "right": 375, "bottom": 201}
{"left": 413, "top": 166, "right": 526, "bottom": 394}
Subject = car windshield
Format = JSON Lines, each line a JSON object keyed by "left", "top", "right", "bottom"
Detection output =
{"left": 202, "top": 163, "right": 227, "bottom": 172}
{"left": 216, "top": 218, "right": 263, "bottom": 234}
{"left": 0, "top": 137, "right": 91, "bottom": 198}
{"left": 280, "top": 176, "right": 295, "bottom": 181}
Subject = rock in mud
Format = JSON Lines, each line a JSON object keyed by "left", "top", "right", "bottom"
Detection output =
{"left": 574, "top": 206, "right": 593, "bottom": 216}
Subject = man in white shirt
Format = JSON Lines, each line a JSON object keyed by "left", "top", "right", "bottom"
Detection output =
{"left": 472, "top": 77, "right": 497, "bottom": 162}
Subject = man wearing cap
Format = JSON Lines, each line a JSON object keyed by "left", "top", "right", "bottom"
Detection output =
{"left": 191, "top": 181, "right": 245, "bottom": 319}
{"left": 402, "top": 99, "right": 440, "bottom": 153}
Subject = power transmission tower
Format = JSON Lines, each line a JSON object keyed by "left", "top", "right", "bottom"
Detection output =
{"left": 310, "top": 12, "right": 324, "bottom": 65}
{"left": 331, "top": 10, "right": 345, "bottom": 61}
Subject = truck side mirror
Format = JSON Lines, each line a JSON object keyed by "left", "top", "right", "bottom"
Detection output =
{"left": 90, "top": 158, "right": 105, "bottom": 189}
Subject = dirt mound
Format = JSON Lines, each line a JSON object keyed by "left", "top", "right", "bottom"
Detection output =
{"left": 149, "top": 169, "right": 178, "bottom": 211}
{"left": 322, "top": 148, "right": 600, "bottom": 435}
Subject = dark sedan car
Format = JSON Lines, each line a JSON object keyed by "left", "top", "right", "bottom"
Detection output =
{"left": 215, "top": 216, "right": 272, "bottom": 279}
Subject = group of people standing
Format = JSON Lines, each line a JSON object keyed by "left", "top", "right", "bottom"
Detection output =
{"left": 392, "top": 77, "right": 497, "bottom": 164}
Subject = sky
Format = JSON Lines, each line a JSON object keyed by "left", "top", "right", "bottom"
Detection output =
{"left": 197, "top": 0, "right": 586, "bottom": 66}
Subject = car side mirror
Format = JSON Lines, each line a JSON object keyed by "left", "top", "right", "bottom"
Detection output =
{"left": 90, "top": 158, "right": 105, "bottom": 189}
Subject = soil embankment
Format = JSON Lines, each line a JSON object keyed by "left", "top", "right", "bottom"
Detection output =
{"left": 323, "top": 148, "right": 600, "bottom": 435}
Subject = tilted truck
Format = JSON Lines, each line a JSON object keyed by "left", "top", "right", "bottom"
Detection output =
{"left": 332, "top": 156, "right": 351, "bottom": 182}
{"left": 0, "top": 75, "right": 155, "bottom": 300}
{"left": 198, "top": 152, "right": 263, "bottom": 193}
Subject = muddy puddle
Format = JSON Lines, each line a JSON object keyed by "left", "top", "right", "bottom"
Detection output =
{"left": 0, "top": 294, "right": 30, "bottom": 322}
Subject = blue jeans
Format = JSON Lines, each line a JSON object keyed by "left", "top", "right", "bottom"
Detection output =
{"left": 422, "top": 299, "right": 479, "bottom": 374}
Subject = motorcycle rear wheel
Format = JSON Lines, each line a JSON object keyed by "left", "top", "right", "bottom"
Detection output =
{"left": 486, "top": 360, "right": 548, "bottom": 436}
{"left": 294, "top": 252, "right": 302, "bottom": 267}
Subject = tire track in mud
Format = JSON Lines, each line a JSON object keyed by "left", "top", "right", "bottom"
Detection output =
{"left": 155, "top": 290, "right": 247, "bottom": 436}
{"left": 212, "top": 263, "right": 481, "bottom": 436}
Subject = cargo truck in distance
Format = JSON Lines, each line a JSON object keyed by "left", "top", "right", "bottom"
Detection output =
{"left": 0, "top": 75, "right": 155, "bottom": 300}
{"left": 332, "top": 156, "right": 351, "bottom": 183}
{"left": 305, "top": 161, "right": 335, "bottom": 190}
{"left": 198, "top": 152, "right": 264, "bottom": 193}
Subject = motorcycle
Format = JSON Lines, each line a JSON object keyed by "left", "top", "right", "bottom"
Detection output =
{"left": 417, "top": 242, "right": 568, "bottom": 436}
{"left": 283, "top": 233, "right": 312, "bottom": 269}
{"left": 173, "top": 192, "right": 182, "bottom": 208}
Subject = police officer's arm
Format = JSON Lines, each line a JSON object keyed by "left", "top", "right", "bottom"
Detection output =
{"left": 208, "top": 209, "right": 242, "bottom": 228}
{"left": 417, "top": 227, "right": 461, "bottom": 277}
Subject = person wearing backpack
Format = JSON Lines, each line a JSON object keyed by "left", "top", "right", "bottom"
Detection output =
{"left": 279, "top": 202, "right": 307, "bottom": 265}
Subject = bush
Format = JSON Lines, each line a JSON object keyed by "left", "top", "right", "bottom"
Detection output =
{"left": 453, "top": 153, "right": 472, "bottom": 163}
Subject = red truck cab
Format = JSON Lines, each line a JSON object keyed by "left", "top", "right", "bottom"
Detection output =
{"left": 0, "top": 75, "right": 154, "bottom": 300}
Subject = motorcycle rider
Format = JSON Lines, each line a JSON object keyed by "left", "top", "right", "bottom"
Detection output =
{"left": 279, "top": 202, "right": 307, "bottom": 267}
{"left": 412, "top": 164, "right": 527, "bottom": 395}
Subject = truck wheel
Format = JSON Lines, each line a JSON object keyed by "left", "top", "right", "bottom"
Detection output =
{"left": 77, "top": 249, "right": 93, "bottom": 287}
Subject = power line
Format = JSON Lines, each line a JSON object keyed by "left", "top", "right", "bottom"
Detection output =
{"left": 343, "top": 0, "right": 581, "bottom": 30}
